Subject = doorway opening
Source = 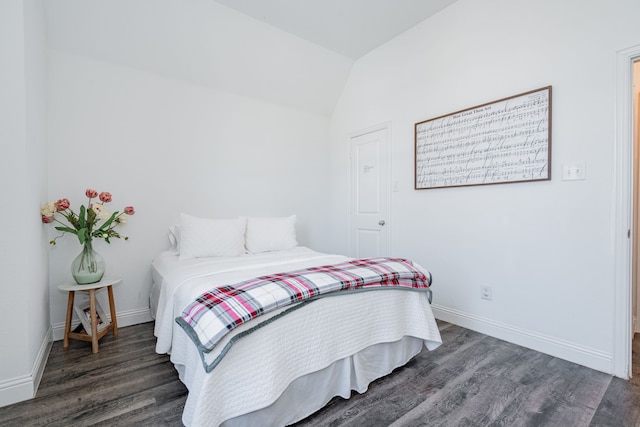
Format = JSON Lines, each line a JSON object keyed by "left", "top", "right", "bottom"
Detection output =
{"left": 614, "top": 45, "right": 640, "bottom": 380}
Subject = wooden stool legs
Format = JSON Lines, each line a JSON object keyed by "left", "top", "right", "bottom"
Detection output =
{"left": 107, "top": 285, "right": 118, "bottom": 337}
{"left": 63, "top": 291, "right": 75, "bottom": 349}
{"left": 61, "top": 285, "right": 118, "bottom": 354}
{"left": 88, "top": 289, "right": 99, "bottom": 354}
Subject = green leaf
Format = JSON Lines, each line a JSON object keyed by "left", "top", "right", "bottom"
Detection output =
{"left": 87, "top": 208, "right": 96, "bottom": 224}
{"left": 98, "top": 212, "right": 118, "bottom": 231}
{"left": 77, "top": 228, "right": 87, "bottom": 244}
{"left": 54, "top": 226, "right": 78, "bottom": 234}
{"left": 78, "top": 205, "right": 86, "bottom": 229}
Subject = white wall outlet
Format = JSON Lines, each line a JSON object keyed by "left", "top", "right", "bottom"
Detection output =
{"left": 562, "top": 162, "right": 586, "bottom": 181}
{"left": 480, "top": 285, "right": 493, "bottom": 301}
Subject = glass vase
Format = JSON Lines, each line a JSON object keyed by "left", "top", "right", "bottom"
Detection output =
{"left": 71, "top": 240, "right": 105, "bottom": 284}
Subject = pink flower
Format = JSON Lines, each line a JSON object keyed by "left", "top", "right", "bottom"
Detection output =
{"left": 55, "top": 198, "right": 70, "bottom": 211}
{"left": 41, "top": 189, "right": 135, "bottom": 245}
{"left": 99, "top": 192, "right": 112, "bottom": 203}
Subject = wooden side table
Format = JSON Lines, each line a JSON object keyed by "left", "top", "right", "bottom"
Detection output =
{"left": 58, "top": 277, "right": 122, "bottom": 354}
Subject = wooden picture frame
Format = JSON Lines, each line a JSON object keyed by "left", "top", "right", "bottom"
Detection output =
{"left": 415, "top": 86, "right": 552, "bottom": 190}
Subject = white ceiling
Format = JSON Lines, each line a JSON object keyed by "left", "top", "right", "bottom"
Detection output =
{"left": 44, "top": 0, "right": 458, "bottom": 115}
{"left": 212, "top": 0, "right": 459, "bottom": 59}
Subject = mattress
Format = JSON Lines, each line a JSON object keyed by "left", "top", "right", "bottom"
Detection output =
{"left": 151, "top": 247, "right": 442, "bottom": 426}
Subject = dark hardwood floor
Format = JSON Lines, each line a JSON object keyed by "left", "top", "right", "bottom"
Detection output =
{"left": 0, "top": 323, "right": 187, "bottom": 427}
{"left": 1, "top": 321, "right": 638, "bottom": 426}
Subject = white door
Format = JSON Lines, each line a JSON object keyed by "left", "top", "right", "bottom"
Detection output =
{"left": 350, "top": 126, "right": 390, "bottom": 258}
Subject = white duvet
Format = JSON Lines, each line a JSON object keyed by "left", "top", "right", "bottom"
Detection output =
{"left": 151, "top": 247, "right": 442, "bottom": 426}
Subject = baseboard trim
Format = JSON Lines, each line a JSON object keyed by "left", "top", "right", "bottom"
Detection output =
{"left": 2, "top": 306, "right": 153, "bottom": 408}
{"left": 0, "top": 326, "right": 52, "bottom": 408}
{"left": 432, "top": 304, "right": 613, "bottom": 374}
{"left": 52, "top": 307, "right": 153, "bottom": 341}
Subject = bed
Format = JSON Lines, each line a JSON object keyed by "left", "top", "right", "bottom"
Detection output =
{"left": 151, "top": 214, "right": 442, "bottom": 426}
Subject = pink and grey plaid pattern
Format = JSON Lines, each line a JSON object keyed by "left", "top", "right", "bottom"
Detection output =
{"left": 177, "top": 257, "right": 431, "bottom": 352}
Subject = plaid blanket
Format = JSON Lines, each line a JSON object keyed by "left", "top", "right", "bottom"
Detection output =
{"left": 176, "top": 257, "right": 431, "bottom": 353}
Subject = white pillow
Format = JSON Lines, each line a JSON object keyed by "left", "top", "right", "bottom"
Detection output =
{"left": 168, "top": 224, "right": 181, "bottom": 254}
{"left": 179, "top": 214, "right": 246, "bottom": 260}
{"left": 246, "top": 215, "right": 297, "bottom": 253}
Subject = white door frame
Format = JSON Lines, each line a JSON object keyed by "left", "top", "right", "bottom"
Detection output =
{"left": 348, "top": 122, "right": 392, "bottom": 257}
{"left": 614, "top": 44, "right": 640, "bottom": 379}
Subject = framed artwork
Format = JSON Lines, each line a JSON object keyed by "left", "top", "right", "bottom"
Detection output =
{"left": 415, "top": 86, "right": 552, "bottom": 189}
{"left": 74, "top": 301, "right": 109, "bottom": 336}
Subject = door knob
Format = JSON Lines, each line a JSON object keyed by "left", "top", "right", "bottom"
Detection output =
{"left": 378, "top": 220, "right": 386, "bottom": 226}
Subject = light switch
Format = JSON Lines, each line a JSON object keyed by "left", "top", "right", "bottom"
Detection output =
{"left": 562, "top": 162, "right": 586, "bottom": 181}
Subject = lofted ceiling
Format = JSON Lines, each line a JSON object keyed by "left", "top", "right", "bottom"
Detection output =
{"left": 212, "top": 0, "right": 459, "bottom": 59}
{"left": 44, "top": 0, "right": 458, "bottom": 115}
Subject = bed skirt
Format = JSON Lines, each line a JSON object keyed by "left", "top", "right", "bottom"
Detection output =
{"left": 222, "top": 335, "right": 425, "bottom": 426}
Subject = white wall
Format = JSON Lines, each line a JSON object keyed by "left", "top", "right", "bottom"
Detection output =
{"left": 0, "top": 0, "right": 50, "bottom": 407}
{"left": 330, "top": 0, "right": 640, "bottom": 373}
{"left": 46, "top": 50, "right": 333, "bottom": 335}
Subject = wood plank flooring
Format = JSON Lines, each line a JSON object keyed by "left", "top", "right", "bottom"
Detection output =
{"left": 0, "top": 323, "right": 187, "bottom": 427}
{"left": 0, "top": 321, "right": 638, "bottom": 426}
